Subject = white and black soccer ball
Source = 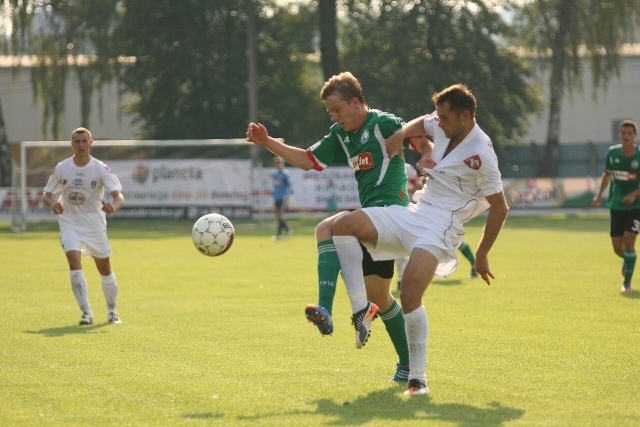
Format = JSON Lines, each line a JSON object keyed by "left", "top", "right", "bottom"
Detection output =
{"left": 191, "top": 213, "right": 235, "bottom": 256}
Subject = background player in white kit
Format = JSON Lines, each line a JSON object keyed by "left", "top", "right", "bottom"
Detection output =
{"left": 42, "top": 127, "right": 125, "bottom": 325}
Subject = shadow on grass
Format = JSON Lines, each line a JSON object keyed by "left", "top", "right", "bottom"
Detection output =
{"left": 432, "top": 278, "right": 465, "bottom": 287}
{"left": 181, "top": 412, "right": 223, "bottom": 420}
{"left": 237, "top": 387, "right": 524, "bottom": 426}
{"left": 621, "top": 289, "right": 640, "bottom": 299}
{"left": 24, "top": 322, "right": 110, "bottom": 337}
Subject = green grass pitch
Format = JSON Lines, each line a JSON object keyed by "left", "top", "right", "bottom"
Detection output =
{"left": 1, "top": 213, "right": 639, "bottom": 426}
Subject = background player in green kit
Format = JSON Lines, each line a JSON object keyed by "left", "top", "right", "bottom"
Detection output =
{"left": 593, "top": 120, "right": 640, "bottom": 292}
{"left": 246, "top": 71, "right": 431, "bottom": 382}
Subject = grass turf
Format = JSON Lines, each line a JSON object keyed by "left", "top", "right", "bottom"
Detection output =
{"left": 0, "top": 214, "right": 639, "bottom": 426}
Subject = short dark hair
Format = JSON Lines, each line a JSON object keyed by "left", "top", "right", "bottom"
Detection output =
{"left": 320, "top": 71, "right": 366, "bottom": 106}
{"left": 619, "top": 120, "right": 638, "bottom": 135}
{"left": 432, "top": 83, "right": 477, "bottom": 119}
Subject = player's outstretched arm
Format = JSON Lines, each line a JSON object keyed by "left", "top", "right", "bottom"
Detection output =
{"left": 475, "top": 191, "right": 509, "bottom": 285}
{"left": 385, "top": 115, "right": 429, "bottom": 158}
{"left": 246, "top": 122, "right": 314, "bottom": 170}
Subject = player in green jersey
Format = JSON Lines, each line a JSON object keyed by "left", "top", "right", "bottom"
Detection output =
{"left": 593, "top": 120, "right": 640, "bottom": 292}
{"left": 246, "top": 71, "right": 431, "bottom": 382}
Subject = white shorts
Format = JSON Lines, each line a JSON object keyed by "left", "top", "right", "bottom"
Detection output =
{"left": 361, "top": 203, "right": 464, "bottom": 278}
{"left": 60, "top": 226, "right": 112, "bottom": 259}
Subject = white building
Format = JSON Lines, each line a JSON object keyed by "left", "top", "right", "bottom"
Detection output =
{"left": 1, "top": 44, "right": 639, "bottom": 144}
{"left": 517, "top": 43, "right": 640, "bottom": 144}
{"left": 0, "top": 56, "right": 135, "bottom": 142}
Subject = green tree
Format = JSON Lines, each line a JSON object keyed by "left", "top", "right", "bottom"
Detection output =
{"left": 509, "top": 0, "right": 640, "bottom": 177}
{"left": 340, "top": 0, "right": 543, "bottom": 152}
{"left": 117, "top": 0, "right": 327, "bottom": 146}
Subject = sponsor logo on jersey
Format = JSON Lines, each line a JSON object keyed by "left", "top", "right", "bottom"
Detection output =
{"left": 68, "top": 192, "right": 85, "bottom": 205}
{"left": 72, "top": 179, "right": 83, "bottom": 186}
{"left": 613, "top": 170, "right": 637, "bottom": 181}
{"left": 349, "top": 152, "right": 374, "bottom": 170}
{"left": 464, "top": 155, "right": 482, "bottom": 170}
{"left": 361, "top": 129, "right": 370, "bottom": 144}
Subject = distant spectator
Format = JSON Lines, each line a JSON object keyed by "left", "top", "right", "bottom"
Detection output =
{"left": 272, "top": 156, "right": 293, "bottom": 240}
{"left": 326, "top": 179, "right": 339, "bottom": 215}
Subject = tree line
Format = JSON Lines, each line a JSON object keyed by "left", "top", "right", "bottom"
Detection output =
{"left": 0, "top": 0, "right": 638, "bottom": 184}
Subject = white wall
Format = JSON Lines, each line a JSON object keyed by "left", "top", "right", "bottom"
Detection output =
{"left": 0, "top": 60, "right": 136, "bottom": 142}
{"left": 522, "top": 46, "right": 640, "bottom": 144}
{"left": 2, "top": 46, "right": 639, "bottom": 145}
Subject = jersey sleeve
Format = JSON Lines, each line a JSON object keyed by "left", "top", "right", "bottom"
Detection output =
{"left": 306, "top": 127, "right": 349, "bottom": 171}
{"left": 475, "top": 147, "right": 503, "bottom": 197}
{"left": 603, "top": 149, "right": 614, "bottom": 174}
{"left": 100, "top": 161, "right": 123, "bottom": 193}
{"left": 43, "top": 164, "right": 62, "bottom": 194}
{"left": 422, "top": 111, "right": 439, "bottom": 136}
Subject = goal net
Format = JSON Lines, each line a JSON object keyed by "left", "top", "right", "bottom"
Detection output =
{"left": 10, "top": 138, "right": 275, "bottom": 231}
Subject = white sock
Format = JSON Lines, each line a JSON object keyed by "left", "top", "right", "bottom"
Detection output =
{"left": 404, "top": 305, "right": 428, "bottom": 383}
{"left": 332, "top": 235, "right": 368, "bottom": 313}
{"left": 100, "top": 272, "right": 118, "bottom": 312}
{"left": 70, "top": 270, "right": 91, "bottom": 314}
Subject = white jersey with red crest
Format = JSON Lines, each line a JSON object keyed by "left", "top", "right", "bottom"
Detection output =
{"left": 414, "top": 111, "right": 503, "bottom": 223}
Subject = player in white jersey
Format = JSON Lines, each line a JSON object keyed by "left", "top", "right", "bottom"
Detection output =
{"left": 331, "top": 84, "right": 509, "bottom": 395}
{"left": 42, "top": 127, "right": 125, "bottom": 325}
{"left": 394, "top": 163, "right": 423, "bottom": 290}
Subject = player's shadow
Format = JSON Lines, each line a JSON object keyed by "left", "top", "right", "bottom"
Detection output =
{"left": 237, "top": 387, "right": 524, "bottom": 426}
{"left": 24, "top": 323, "right": 109, "bottom": 337}
{"left": 312, "top": 388, "right": 524, "bottom": 426}
{"left": 621, "top": 289, "right": 640, "bottom": 299}
{"left": 432, "top": 278, "right": 465, "bottom": 286}
{"left": 181, "top": 412, "right": 222, "bottom": 420}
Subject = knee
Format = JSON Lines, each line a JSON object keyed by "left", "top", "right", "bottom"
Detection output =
{"left": 333, "top": 213, "right": 357, "bottom": 235}
{"left": 315, "top": 218, "right": 333, "bottom": 240}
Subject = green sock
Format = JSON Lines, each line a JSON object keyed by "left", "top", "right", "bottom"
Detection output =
{"left": 624, "top": 250, "right": 636, "bottom": 284}
{"left": 459, "top": 241, "right": 475, "bottom": 264}
{"left": 379, "top": 299, "right": 409, "bottom": 366}
{"left": 317, "top": 240, "right": 341, "bottom": 315}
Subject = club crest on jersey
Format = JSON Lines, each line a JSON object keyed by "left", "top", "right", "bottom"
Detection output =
{"left": 361, "top": 129, "right": 370, "bottom": 144}
{"left": 349, "top": 152, "right": 374, "bottom": 170}
{"left": 633, "top": 160, "right": 639, "bottom": 169}
{"left": 464, "top": 155, "right": 482, "bottom": 170}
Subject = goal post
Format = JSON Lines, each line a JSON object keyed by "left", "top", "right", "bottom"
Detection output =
{"left": 13, "top": 138, "right": 280, "bottom": 231}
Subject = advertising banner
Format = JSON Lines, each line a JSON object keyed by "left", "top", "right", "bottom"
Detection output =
{"left": 0, "top": 174, "right": 609, "bottom": 221}
{"left": 107, "top": 159, "right": 251, "bottom": 207}
{"left": 253, "top": 167, "right": 361, "bottom": 212}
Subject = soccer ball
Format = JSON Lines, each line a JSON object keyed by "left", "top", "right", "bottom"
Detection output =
{"left": 191, "top": 213, "right": 235, "bottom": 256}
